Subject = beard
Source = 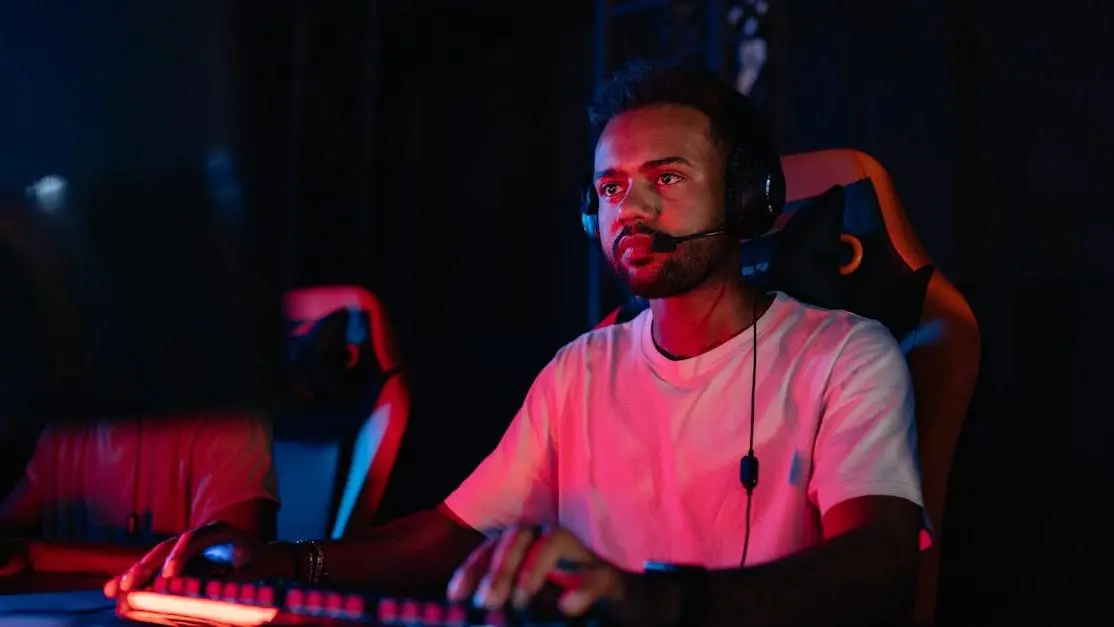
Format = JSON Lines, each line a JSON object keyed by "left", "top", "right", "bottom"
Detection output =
{"left": 607, "top": 232, "right": 734, "bottom": 299}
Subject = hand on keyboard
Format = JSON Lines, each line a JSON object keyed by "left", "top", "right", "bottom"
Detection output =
{"left": 104, "top": 521, "right": 277, "bottom": 598}
{"left": 446, "top": 525, "right": 626, "bottom": 618}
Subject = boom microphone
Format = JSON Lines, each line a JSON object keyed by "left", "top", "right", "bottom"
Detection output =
{"left": 649, "top": 228, "right": 727, "bottom": 253}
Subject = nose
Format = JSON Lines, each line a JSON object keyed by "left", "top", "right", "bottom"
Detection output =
{"left": 613, "top": 180, "right": 658, "bottom": 227}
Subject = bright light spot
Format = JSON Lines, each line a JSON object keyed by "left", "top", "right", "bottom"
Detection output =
{"left": 26, "top": 175, "right": 68, "bottom": 213}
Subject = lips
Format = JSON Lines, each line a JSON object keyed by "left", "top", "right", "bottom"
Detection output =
{"left": 616, "top": 234, "right": 654, "bottom": 262}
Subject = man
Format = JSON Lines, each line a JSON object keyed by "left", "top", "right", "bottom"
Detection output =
{"left": 0, "top": 414, "right": 279, "bottom": 577}
{"left": 110, "top": 63, "right": 925, "bottom": 627}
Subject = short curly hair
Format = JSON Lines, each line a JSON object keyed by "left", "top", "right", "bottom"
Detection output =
{"left": 588, "top": 60, "right": 778, "bottom": 166}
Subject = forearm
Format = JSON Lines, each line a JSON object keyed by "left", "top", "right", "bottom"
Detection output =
{"left": 627, "top": 529, "right": 918, "bottom": 627}
{"left": 317, "top": 506, "right": 486, "bottom": 590}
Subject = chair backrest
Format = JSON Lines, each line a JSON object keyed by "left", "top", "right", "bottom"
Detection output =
{"left": 596, "top": 149, "right": 980, "bottom": 625}
{"left": 783, "top": 150, "right": 979, "bottom": 625}
{"left": 275, "top": 285, "right": 410, "bottom": 540}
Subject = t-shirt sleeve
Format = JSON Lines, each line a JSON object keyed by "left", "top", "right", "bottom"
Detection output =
{"left": 808, "top": 320, "right": 926, "bottom": 520}
{"left": 188, "top": 415, "right": 280, "bottom": 528}
{"left": 442, "top": 356, "right": 561, "bottom": 534}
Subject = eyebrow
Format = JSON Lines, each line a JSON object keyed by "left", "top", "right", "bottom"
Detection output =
{"left": 593, "top": 156, "right": 693, "bottom": 181}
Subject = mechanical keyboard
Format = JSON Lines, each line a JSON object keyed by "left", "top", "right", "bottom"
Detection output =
{"left": 115, "top": 576, "right": 609, "bottom": 626}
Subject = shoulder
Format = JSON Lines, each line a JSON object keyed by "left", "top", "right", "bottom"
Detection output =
{"left": 184, "top": 413, "right": 273, "bottom": 451}
{"left": 774, "top": 293, "right": 904, "bottom": 364}
{"left": 551, "top": 310, "right": 645, "bottom": 370}
{"left": 31, "top": 422, "right": 89, "bottom": 452}
{"left": 527, "top": 310, "right": 646, "bottom": 397}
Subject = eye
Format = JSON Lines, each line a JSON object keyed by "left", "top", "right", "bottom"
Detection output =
{"left": 657, "top": 172, "right": 684, "bottom": 185}
{"left": 599, "top": 182, "right": 621, "bottom": 197}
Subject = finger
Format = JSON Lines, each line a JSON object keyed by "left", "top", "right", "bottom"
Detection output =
{"left": 512, "top": 528, "right": 569, "bottom": 608}
{"left": 514, "top": 527, "right": 604, "bottom": 607}
{"left": 559, "top": 589, "right": 598, "bottom": 617}
{"left": 446, "top": 537, "right": 496, "bottom": 603}
{"left": 114, "top": 540, "right": 175, "bottom": 594}
{"left": 162, "top": 524, "right": 239, "bottom": 578}
{"left": 557, "top": 562, "right": 624, "bottom": 617}
{"left": 475, "top": 527, "right": 539, "bottom": 609}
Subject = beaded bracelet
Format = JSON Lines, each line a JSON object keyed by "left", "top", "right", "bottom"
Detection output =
{"left": 294, "top": 540, "right": 326, "bottom": 584}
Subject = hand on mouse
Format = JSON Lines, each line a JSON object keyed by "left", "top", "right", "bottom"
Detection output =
{"left": 446, "top": 525, "right": 628, "bottom": 617}
{"left": 103, "top": 521, "right": 280, "bottom": 598}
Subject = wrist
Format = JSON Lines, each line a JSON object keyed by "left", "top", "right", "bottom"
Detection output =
{"left": 628, "top": 564, "right": 709, "bottom": 627}
{"left": 288, "top": 540, "right": 327, "bottom": 584}
{"left": 261, "top": 541, "right": 301, "bottom": 581}
{"left": 611, "top": 570, "right": 683, "bottom": 627}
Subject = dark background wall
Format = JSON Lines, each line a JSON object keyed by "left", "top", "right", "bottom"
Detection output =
{"left": 366, "top": 8, "right": 597, "bottom": 510}
{"left": 0, "top": 1, "right": 236, "bottom": 193}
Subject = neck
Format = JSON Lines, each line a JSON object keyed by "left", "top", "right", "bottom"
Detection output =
{"left": 648, "top": 272, "right": 769, "bottom": 360}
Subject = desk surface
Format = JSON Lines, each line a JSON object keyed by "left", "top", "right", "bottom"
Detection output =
{"left": 0, "top": 590, "right": 122, "bottom": 626}
{"left": 0, "top": 577, "right": 127, "bottom": 626}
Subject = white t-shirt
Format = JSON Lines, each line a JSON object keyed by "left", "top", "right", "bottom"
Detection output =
{"left": 444, "top": 292, "right": 925, "bottom": 571}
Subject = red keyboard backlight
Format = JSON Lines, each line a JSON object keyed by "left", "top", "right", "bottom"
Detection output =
{"left": 121, "top": 591, "right": 279, "bottom": 627}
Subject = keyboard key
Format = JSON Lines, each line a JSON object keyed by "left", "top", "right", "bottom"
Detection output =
{"left": 238, "top": 583, "right": 256, "bottom": 604}
{"left": 445, "top": 604, "right": 468, "bottom": 626}
{"left": 378, "top": 597, "right": 399, "bottom": 622}
{"left": 305, "top": 590, "right": 324, "bottom": 613}
{"left": 343, "top": 594, "right": 365, "bottom": 618}
{"left": 422, "top": 601, "right": 444, "bottom": 623}
{"left": 184, "top": 578, "right": 201, "bottom": 596}
{"left": 257, "top": 585, "right": 275, "bottom": 607}
{"left": 400, "top": 599, "right": 420, "bottom": 622}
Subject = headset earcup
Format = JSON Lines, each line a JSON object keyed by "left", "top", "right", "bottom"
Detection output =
{"left": 736, "top": 175, "right": 778, "bottom": 238}
{"left": 726, "top": 148, "right": 785, "bottom": 239}
{"left": 725, "top": 149, "right": 758, "bottom": 239}
{"left": 581, "top": 184, "right": 600, "bottom": 240}
{"left": 581, "top": 212, "right": 599, "bottom": 239}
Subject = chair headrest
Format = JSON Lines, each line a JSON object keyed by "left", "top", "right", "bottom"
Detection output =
{"left": 742, "top": 178, "right": 933, "bottom": 342}
{"left": 779, "top": 149, "right": 931, "bottom": 269}
{"left": 285, "top": 286, "right": 400, "bottom": 373}
{"left": 282, "top": 286, "right": 398, "bottom": 428}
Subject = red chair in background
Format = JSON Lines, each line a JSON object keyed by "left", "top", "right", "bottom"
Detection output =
{"left": 277, "top": 285, "right": 410, "bottom": 540}
{"left": 596, "top": 149, "right": 980, "bottom": 626}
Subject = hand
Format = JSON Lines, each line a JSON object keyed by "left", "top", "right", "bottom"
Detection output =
{"left": 103, "top": 522, "right": 266, "bottom": 598}
{"left": 445, "top": 525, "right": 627, "bottom": 617}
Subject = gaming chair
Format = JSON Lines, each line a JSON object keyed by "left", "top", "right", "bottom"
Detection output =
{"left": 277, "top": 285, "right": 410, "bottom": 540}
{"left": 595, "top": 149, "right": 980, "bottom": 626}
